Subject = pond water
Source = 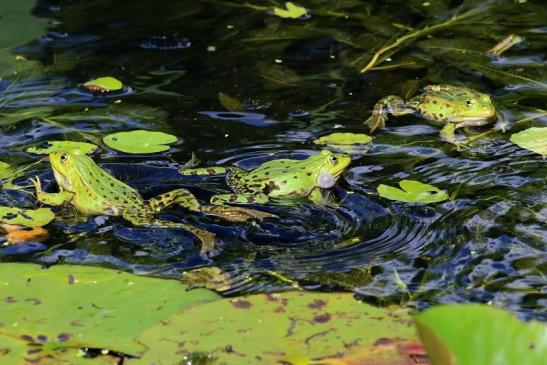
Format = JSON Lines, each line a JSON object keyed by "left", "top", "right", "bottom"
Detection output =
{"left": 0, "top": 0, "right": 545, "bottom": 320}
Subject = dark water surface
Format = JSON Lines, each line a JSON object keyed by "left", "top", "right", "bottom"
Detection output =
{"left": 0, "top": 0, "right": 545, "bottom": 320}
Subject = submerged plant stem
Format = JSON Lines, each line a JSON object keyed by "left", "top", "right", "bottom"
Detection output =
{"left": 359, "top": 7, "right": 487, "bottom": 74}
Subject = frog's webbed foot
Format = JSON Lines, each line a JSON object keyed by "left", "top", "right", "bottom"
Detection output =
{"left": 202, "top": 205, "right": 277, "bottom": 222}
{"left": 364, "top": 95, "right": 408, "bottom": 133}
{"left": 364, "top": 114, "right": 387, "bottom": 133}
{"left": 147, "top": 188, "right": 201, "bottom": 213}
{"left": 494, "top": 112, "right": 509, "bottom": 133}
{"left": 31, "top": 176, "right": 73, "bottom": 206}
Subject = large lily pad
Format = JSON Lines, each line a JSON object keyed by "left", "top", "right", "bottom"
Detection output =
{"left": 377, "top": 180, "right": 449, "bottom": 203}
{"left": 26, "top": 141, "right": 98, "bottom": 155}
{"left": 103, "top": 130, "right": 177, "bottom": 153}
{"left": 0, "top": 207, "right": 55, "bottom": 227}
{"left": 272, "top": 2, "right": 308, "bottom": 19}
{"left": 415, "top": 304, "right": 547, "bottom": 365}
{"left": 132, "top": 291, "right": 419, "bottom": 364}
{"left": 510, "top": 127, "right": 547, "bottom": 157}
{"left": 314, "top": 132, "right": 372, "bottom": 145}
{"left": 0, "top": 263, "right": 220, "bottom": 359}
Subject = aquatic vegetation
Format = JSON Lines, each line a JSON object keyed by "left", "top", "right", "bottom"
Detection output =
{"left": 510, "top": 127, "right": 547, "bottom": 157}
{"left": 103, "top": 129, "right": 177, "bottom": 154}
{"left": 377, "top": 180, "right": 449, "bottom": 204}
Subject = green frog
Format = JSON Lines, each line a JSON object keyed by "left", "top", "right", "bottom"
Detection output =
{"left": 180, "top": 150, "right": 351, "bottom": 205}
{"left": 364, "top": 85, "right": 500, "bottom": 147}
{"left": 32, "top": 149, "right": 274, "bottom": 254}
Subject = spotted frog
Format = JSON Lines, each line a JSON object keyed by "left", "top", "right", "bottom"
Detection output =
{"left": 180, "top": 150, "right": 351, "bottom": 205}
{"left": 32, "top": 150, "right": 274, "bottom": 254}
{"left": 364, "top": 85, "right": 501, "bottom": 147}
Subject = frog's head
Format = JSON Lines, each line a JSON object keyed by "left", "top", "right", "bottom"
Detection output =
{"left": 310, "top": 150, "right": 351, "bottom": 182}
{"left": 452, "top": 90, "right": 496, "bottom": 122}
{"left": 49, "top": 149, "right": 89, "bottom": 191}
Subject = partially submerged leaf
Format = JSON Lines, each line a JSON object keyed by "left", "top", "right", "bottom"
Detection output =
{"left": 82, "top": 76, "right": 124, "bottom": 92}
{"left": 377, "top": 180, "right": 448, "bottom": 203}
{"left": 510, "top": 127, "right": 547, "bottom": 157}
{"left": 0, "top": 207, "right": 55, "bottom": 227}
{"left": 218, "top": 92, "right": 244, "bottom": 112}
{"left": 103, "top": 130, "right": 177, "bottom": 153}
{"left": 415, "top": 304, "right": 547, "bottom": 365}
{"left": 314, "top": 132, "right": 372, "bottom": 145}
{"left": 272, "top": 2, "right": 308, "bottom": 19}
{"left": 26, "top": 140, "right": 98, "bottom": 155}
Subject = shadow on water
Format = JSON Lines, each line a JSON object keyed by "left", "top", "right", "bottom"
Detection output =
{"left": 0, "top": 0, "right": 545, "bottom": 320}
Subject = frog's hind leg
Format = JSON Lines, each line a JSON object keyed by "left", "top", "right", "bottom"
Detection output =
{"left": 147, "top": 188, "right": 201, "bottom": 213}
{"left": 364, "top": 95, "right": 413, "bottom": 132}
{"left": 180, "top": 166, "right": 243, "bottom": 176}
{"left": 123, "top": 211, "right": 216, "bottom": 255}
{"left": 210, "top": 193, "right": 270, "bottom": 205}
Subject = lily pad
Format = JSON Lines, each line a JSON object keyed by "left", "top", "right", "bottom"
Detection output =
{"left": 0, "top": 263, "right": 220, "bottom": 359}
{"left": 377, "top": 180, "right": 449, "bottom": 203}
{"left": 26, "top": 141, "right": 98, "bottom": 155}
{"left": 103, "top": 130, "right": 177, "bottom": 154}
{"left": 510, "top": 127, "right": 547, "bottom": 157}
{"left": 132, "top": 291, "right": 419, "bottom": 364}
{"left": 0, "top": 207, "right": 55, "bottom": 227}
{"left": 415, "top": 304, "right": 547, "bottom": 365}
{"left": 272, "top": 2, "right": 308, "bottom": 19}
{"left": 82, "top": 76, "right": 124, "bottom": 92}
{"left": 314, "top": 132, "right": 372, "bottom": 145}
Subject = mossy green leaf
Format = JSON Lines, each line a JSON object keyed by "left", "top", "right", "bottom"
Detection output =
{"left": 377, "top": 180, "right": 448, "bottom": 203}
{"left": 0, "top": 263, "right": 220, "bottom": 359}
{"left": 26, "top": 141, "right": 98, "bottom": 155}
{"left": 218, "top": 92, "right": 244, "bottom": 112}
{"left": 272, "top": 2, "right": 308, "bottom": 19}
{"left": 510, "top": 127, "right": 547, "bottom": 157}
{"left": 0, "top": 206, "right": 55, "bottom": 227}
{"left": 131, "top": 291, "right": 418, "bottom": 364}
{"left": 103, "top": 130, "right": 177, "bottom": 154}
{"left": 83, "top": 76, "right": 124, "bottom": 92}
{"left": 415, "top": 304, "right": 547, "bottom": 365}
{"left": 314, "top": 132, "right": 372, "bottom": 145}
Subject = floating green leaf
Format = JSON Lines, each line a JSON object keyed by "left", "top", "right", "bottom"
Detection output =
{"left": 103, "top": 130, "right": 177, "bottom": 153}
{"left": 82, "top": 76, "right": 124, "bottom": 92}
{"left": 0, "top": 263, "right": 220, "bottom": 360}
{"left": 26, "top": 140, "right": 98, "bottom": 155}
{"left": 132, "top": 291, "right": 418, "bottom": 364}
{"left": 314, "top": 132, "right": 372, "bottom": 145}
{"left": 415, "top": 304, "right": 547, "bottom": 365}
{"left": 0, "top": 161, "right": 11, "bottom": 179}
{"left": 377, "top": 180, "right": 448, "bottom": 203}
{"left": 510, "top": 127, "right": 547, "bottom": 157}
{"left": 0, "top": 207, "right": 55, "bottom": 227}
{"left": 272, "top": 2, "right": 308, "bottom": 19}
{"left": 218, "top": 91, "right": 244, "bottom": 112}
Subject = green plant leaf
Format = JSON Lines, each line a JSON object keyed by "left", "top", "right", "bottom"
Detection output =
{"left": 415, "top": 304, "right": 547, "bottom": 365}
{"left": 0, "top": 207, "right": 55, "bottom": 227}
{"left": 26, "top": 141, "right": 98, "bottom": 155}
{"left": 131, "top": 291, "right": 419, "bottom": 364}
{"left": 82, "top": 76, "right": 124, "bottom": 92}
{"left": 377, "top": 180, "right": 448, "bottom": 203}
{"left": 272, "top": 2, "right": 308, "bottom": 19}
{"left": 0, "top": 263, "right": 220, "bottom": 359}
{"left": 510, "top": 127, "right": 547, "bottom": 157}
{"left": 0, "top": 161, "right": 11, "bottom": 179}
{"left": 103, "top": 130, "right": 177, "bottom": 154}
{"left": 314, "top": 132, "right": 372, "bottom": 145}
{"left": 218, "top": 92, "right": 244, "bottom": 112}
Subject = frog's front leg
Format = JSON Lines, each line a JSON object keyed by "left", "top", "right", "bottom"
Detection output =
{"left": 364, "top": 95, "right": 413, "bottom": 132}
{"left": 440, "top": 124, "right": 466, "bottom": 150}
{"left": 308, "top": 188, "right": 328, "bottom": 205}
{"left": 31, "top": 177, "right": 74, "bottom": 206}
{"left": 210, "top": 193, "right": 270, "bottom": 205}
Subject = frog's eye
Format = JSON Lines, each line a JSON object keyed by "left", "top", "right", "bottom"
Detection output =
{"left": 60, "top": 154, "right": 69, "bottom": 164}
{"left": 466, "top": 98, "right": 475, "bottom": 108}
{"left": 328, "top": 155, "right": 338, "bottom": 165}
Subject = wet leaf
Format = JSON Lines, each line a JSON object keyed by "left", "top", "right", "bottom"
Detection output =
{"left": 218, "top": 92, "right": 244, "bottom": 112}
{"left": 510, "top": 127, "right": 547, "bottom": 157}
{"left": 256, "top": 62, "right": 302, "bottom": 89}
{"left": 132, "top": 291, "right": 418, "bottom": 364}
{"left": 0, "top": 161, "right": 11, "bottom": 179}
{"left": 82, "top": 76, "right": 124, "bottom": 92}
{"left": 415, "top": 304, "right": 547, "bottom": 365}
{"left": 0, "top": 263, "right": 220, "bottom": 358}
{"left": 0, "top": 207, "right": 55, "bottom": 227}
{"left": 103, "top": 130, "right": 177, "bottom": 153}
{"left": 26, "top": 140, "right": 98, "bottom": 155}
{"left": 272, "top": 2, "right": 308, "bottom": 19}
{"left": 314, "top": 132, "right": 372, "bottom": 145}
{"left": 377, "top": 180, "right": 449, "bottom": 203}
